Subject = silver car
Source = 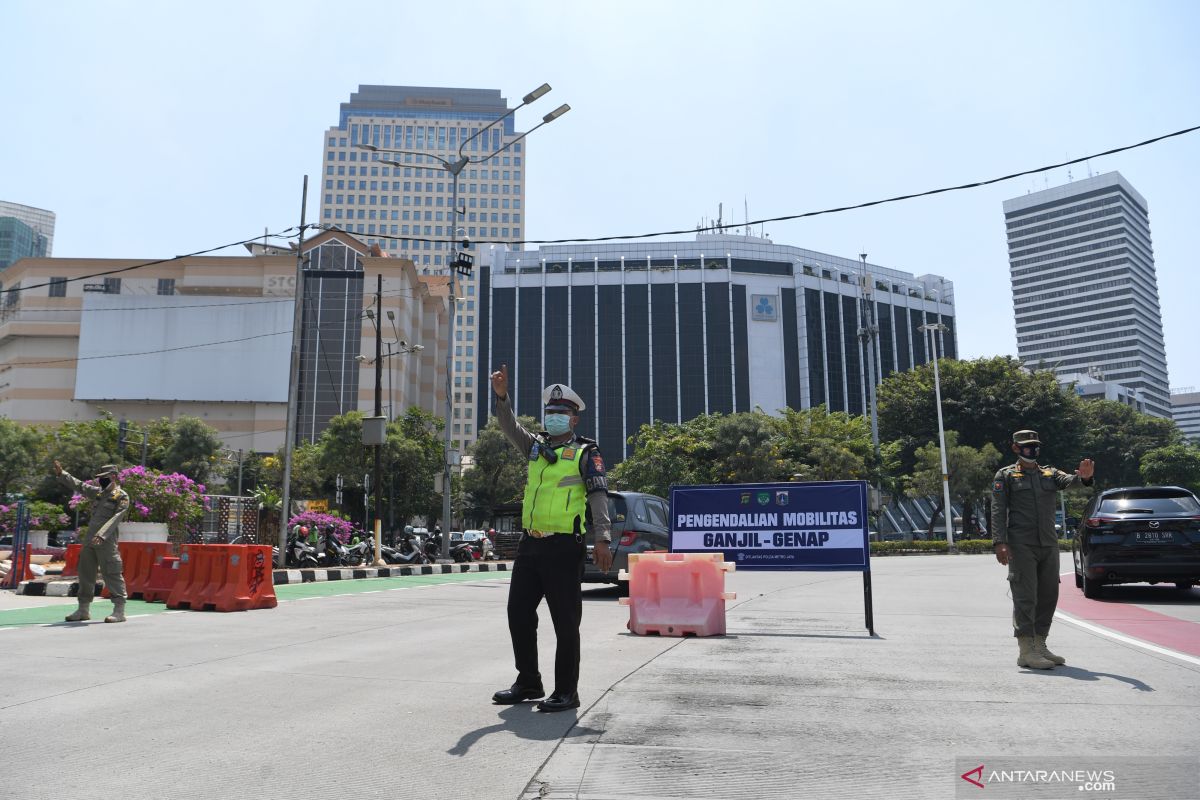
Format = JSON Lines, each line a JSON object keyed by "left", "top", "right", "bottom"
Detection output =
{"left": 583, "top": 492, "right": 671, "bottom": 585}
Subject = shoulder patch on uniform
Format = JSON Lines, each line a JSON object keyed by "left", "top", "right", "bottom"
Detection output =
{"left": 591, "top": 453, "right": 605, "bottom": 473}
{"left": 993, "top": 480, "right": 1004, "bottom": 493}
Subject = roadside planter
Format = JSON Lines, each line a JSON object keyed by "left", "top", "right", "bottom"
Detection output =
{"left": 118, "top": 521, "right": 170, "bottom": 542}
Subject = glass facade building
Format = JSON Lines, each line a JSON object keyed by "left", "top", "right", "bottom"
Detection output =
{"left": 479, "top": 234, "right": 956, "bottom": 463}
{"left": 1004, "top": 172, "right": 1172, "bottom": 418}
{"left": 296, "top": 237, "right": 365, "bottom": 443}
{"left": 318, "top": 85, "right": 527, "bottom": 453}
{"left": 0, "top": 201, "right": 54, "bottom": 260}
{"left": 0, "top": 216, "right": 49, "bottom": 271}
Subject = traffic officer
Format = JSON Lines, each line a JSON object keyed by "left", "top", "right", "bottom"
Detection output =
{"left": 53, "top": 461, "right": 130, "bottom": 623}
{"left": 990, "top": 430, "right": 1094, "bottom": 669}
{"left": 489, "top": 365, "right": 613, "bottom": 712}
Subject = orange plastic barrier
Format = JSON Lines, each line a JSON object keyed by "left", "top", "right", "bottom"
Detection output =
{"left": 212, "top": 545, "right": 277, "bottom": 612}
{"left": 102, "top": 542, "right": 173, "bottom": 599}
{"left": 141, "top": 556, "right": 180, "bottom": 603}
{"left": 618, "top": 552, "right": 736, "bottom": 637}
{"left": 62, "top": 544, "right": 82, "bottom": 577}
{"left": 167, "top": 545, "right": 276, "bottom": 612}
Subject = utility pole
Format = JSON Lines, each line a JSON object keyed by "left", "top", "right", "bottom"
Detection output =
{"left": 279, "top": 176, "right": 308, "bottom": 566}
{"left": 372, "top": 273, "right": 385, "bottom": 565}
{"left": 858, "top": 253, "right": 883, "bottom": 529}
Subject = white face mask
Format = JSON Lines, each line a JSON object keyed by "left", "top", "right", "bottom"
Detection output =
{"left": 544, "top": 413, "right": 572, "bottom": 436}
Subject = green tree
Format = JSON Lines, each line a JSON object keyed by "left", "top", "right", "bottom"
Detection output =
{"left": 219, "top": 451, "right": 265, "bottom": 496}
{"left": 709, "top": 413, "right": 786, "bottom": 483}
{"left": 612, "top": 415, "right": 721, "bottom": 496}
{"left": 878, "top": 356, "right": 1084, "bottom": 475}
{"left": 0, "top": 418, "right": 42, "bottom": 497}
{"left": 386, "top": 407, "right": 446, "bottom": 528}
{"left": 1079, "top": 400, "right": 1181, "bottom": 489}
{"left": 162, "top": 416, "right": 223, "bottom": 484}
{"left": 775, "top": 406, "right": 875, "bottom": 482}
{"left": 906, "top": 431, "right": 1002, "bottom": 537}
{"left": 36, "top": 415, "right": 121, "bottom": 503}
{"left": 316, "top": 411, "right": 372, "bottom": 518}
{"left": 462, "top": 414, "right": 538, "bottom": 526}
{"left": 1139, "top": 443, "right": 1200, "bottom": 493}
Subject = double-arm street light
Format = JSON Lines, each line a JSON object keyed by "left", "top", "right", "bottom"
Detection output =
{"left": 357, "top": 83, "right": 569, "bottom": 560}
{"left": 918, "top": 322, "right": 956, "bottom": 553}
{"left": 360, "top": 293, "right": 423, "bottom": 564}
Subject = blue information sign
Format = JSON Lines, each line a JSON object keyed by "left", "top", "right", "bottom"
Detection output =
{"left": 670, "top": 481, "right": 871, "bottom": 572}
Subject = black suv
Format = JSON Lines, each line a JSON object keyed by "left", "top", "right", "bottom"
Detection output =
{"left": 1072, "top": 486, "right": 1200, "bottom": 598}
{"left": 583, "top": 492, "right": 670, "bottom": 585}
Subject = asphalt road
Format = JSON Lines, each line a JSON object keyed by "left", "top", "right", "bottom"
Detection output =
{"left": 1, "top": 555, "right": 1197, "bottom": 800}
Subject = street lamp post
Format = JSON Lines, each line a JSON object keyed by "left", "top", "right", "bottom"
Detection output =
{"left": 857, "top": 253, "right": 883, "bottom": 527}
{"left": 356, "top": 83, "right": 569, "bottom": 561}
{"left": 919, "top": 322, "right": 956, "bottom": 554}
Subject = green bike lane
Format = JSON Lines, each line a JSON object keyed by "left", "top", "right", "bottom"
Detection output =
{"left": 0, "top": 569, "right": 511, "bottom": 629}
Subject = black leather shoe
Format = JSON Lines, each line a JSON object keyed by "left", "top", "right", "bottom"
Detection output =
{"left": 536, "top": 691, "right": 580, "bottom": 712}
{"left": 492, "top": 684, "right": 545, "bottom": 704}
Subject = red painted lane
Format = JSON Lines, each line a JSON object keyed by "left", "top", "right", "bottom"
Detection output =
{"left": 1057, "top": 584, "right": 1200, "bottom": 657}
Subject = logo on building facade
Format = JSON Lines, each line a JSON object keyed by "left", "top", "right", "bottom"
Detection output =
{"left": 751, "top": 294, "right": 777, "bottom": 322}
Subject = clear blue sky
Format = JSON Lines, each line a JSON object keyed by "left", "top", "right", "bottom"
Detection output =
{"left": 4, "top": 0, "right": 1198, "bottom": 390}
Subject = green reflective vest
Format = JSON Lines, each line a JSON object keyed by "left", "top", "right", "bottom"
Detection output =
{"left": 522, "top": 441, "right": 588, "bottom": 533}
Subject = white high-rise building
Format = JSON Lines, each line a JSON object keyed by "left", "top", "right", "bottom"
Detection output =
{"left": 1003, "top": 172, "right": 1171, "bottom": 418}
{"left": 319, "top": 86, "right": 528, "bottom": 453}
{"left": 1172, "top": 390, "right": 1200, "bottom": 444}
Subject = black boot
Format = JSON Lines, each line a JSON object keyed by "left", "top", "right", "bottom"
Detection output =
{"left": 492, "top": 683, "right": 545, "bottom": 704}
{"left": 536, "top": 691, "right": 580, "bottom": 712}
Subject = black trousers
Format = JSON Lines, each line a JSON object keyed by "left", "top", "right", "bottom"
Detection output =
{"left": 507, "top": 532, "right": 584, "bottom": 694}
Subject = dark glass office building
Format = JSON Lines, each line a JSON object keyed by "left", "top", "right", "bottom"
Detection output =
{"left": 479, "top": 235, "right": 956, "bottom": 462}
{"left": 296, "top": 234, "right": 366, "bottom": 443}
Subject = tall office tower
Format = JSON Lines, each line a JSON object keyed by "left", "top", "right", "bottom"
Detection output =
{"left": 319, "top": 86, "right": 527, "bottom": 454}
{"left": 1003, "top": 172, "right": 1171, "bottom": 418}
{"left": 0, "top": 201, "right": 55, "bottom": 269}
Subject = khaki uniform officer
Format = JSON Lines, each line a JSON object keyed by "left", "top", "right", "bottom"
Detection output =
{"left": 489, "top": 365, "right": 613, "bottom": 712}
{"left": 990, "top": 431, "right": 1094, "bottom": 669}
{"left": 53, "top": 462, "right": 131, "bottom": 623}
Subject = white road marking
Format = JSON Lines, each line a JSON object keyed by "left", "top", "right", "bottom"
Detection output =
{"left": 1053, "top": 610, "right": 1200, "bottom": 667}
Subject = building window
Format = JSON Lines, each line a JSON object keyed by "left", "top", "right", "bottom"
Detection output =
{"left": 104, "top": 278, "right": 121, "bottom": 294}
{"left": 157, "top": 278, "right": 175, "bottom": 296}
{"left": 49, "top": 277, "right": 67, "bottom": 297}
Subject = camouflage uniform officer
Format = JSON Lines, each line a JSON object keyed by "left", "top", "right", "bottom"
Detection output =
{"left": 54, "top": 461, "right": 130, "bottom": 623}
{"left": 990, "top": 431, "right": 1094, "bottom": 669}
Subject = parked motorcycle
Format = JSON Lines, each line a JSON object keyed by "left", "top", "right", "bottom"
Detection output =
{"left": 424, "top": 533, "right": 475, "bottom": 563}
{"left": 321, "top": 533, "right": 351, "bottom": 567}
{"left": 381, "top": 531, "right": 429, "bottom": 565}
{"left": 344, "top": 534, "right": 372, "bottom": 566}
{"left": 285, "top": 535, "right": 321, "bottom": 568}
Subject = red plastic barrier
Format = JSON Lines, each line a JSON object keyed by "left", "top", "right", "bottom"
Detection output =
{"left": 102, "top": 542, "right": 173, "bottom": 599}
{"left": 141, "top": 556, "right": 180, "bottom": 602}
{"left": 618, "top": 552, "right": 736, "bottom": 637}
{"left": 211, "top": 545, "right": 277, "bottom": 612}
{"left": 62, "top": 544, "right": 82, "bottom": 577}
{"left": 167, "top": 545, "right": 276, "bottom": 612}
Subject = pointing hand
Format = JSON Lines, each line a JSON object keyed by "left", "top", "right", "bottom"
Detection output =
{"left": 491, "top": 364, "right": 508, "bottom": 400}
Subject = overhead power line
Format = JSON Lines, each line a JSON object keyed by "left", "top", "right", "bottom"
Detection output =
{"left": 343, "top": 123, "right": 1200, "bottom": 247}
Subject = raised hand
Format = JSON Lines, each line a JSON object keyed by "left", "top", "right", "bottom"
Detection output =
{"left": 491, "top": 363, "right": 509, "bottom": 399}
{"left": 1077, "top": 458, "right": 1094, "bottom": 480}
{"left": 53, "top": 460, "right": 64, "bottom": 476}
